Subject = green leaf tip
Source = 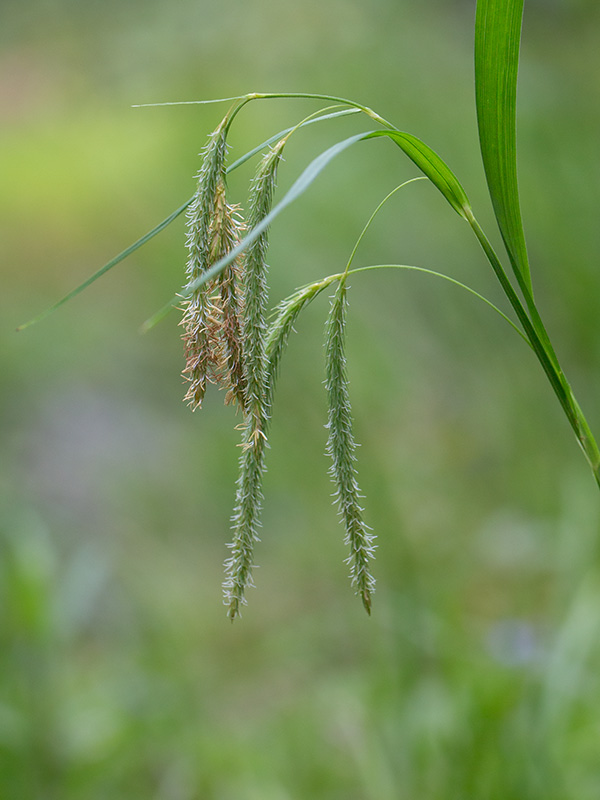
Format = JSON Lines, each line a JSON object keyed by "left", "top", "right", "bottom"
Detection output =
{"left": 23, "top": 108, "right": 361, "bottom": 336}
{"left": 366, "top": 130, "right": 472, "bottom": 220}
{"left": 17, "top": 198, "right": 193, "bottom": 332}
{"left": 155, "top": 126, "right": 474, "bottom": 331}
{"left": 475, "top": 0, "right": 532, "bottom": 295}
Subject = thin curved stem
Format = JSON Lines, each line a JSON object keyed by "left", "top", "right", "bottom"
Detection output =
{"left": 468, "top": 215, "right": 600, "bottom": 484}
{"left": 345, "top": 264, "right": 530, "bottom": 346}
{"left": 342, "top": 178, "right": 427, "bottom": 279}
{"left": 139, "top": 92, "right": 395, "bottom": 132}
{"left": 17, "top": 109, "right": 361, "bottom": 333}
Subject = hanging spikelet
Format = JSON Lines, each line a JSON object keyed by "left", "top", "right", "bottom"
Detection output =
{"left": 223, "top": 141, "right": 285, "bottom": 619}
{"left": 265, "top": 275, "right": 336, "bottom": 403}
{"left": 324, "top": 279, "right": 376, "bottom": 614}
{"left": 241, "top": 141, "right": 285, "bottom": 423}
{"left": 181, "top": 123, "right": 228, "bottom": 409}
{"left": 181, "top": 129, "right": 375, "bottom": 618}
{"left": 209, "top": 181, "right": 247, "bottom": 409}
{"left": 180, "top": 122, "right": 247, "bottom": 410}
{"left": 223, "top": 423, "right": 266, "bottom": 619}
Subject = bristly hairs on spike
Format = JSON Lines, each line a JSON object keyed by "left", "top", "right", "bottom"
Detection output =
{"left": 181, "top": 119, "right": 248, "bottom": 410}
{"left": 223, "top": 422, "right": 265, "bottom": 620}
{"left": 210, "top": 181, "right": 248, "bottom": 409}
{"left": 324, "top": 278, "right": 376, "bottom": 614}
{"left": 241, "top": 139, "right": 286, "bottom": 426}
{"left": 224, "top": 140, "right": 286, "bottom": 619}
{"left": 181, "top": 120, "right": 228, "bottom": 410}
{"left": 264, "top": 275, "right": 339, "bottom": 406}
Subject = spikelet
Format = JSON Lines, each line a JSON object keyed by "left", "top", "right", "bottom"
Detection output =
{"left": 265, "top": 275, "right": 337, "bottom": 403}
{"left": 210, "top": 182, "right": 247, "bottom": 408}
{"left": 223, "top": 423, "right": 267, "bottom": 619}
{"left": 181, "top": 122, "right": 247, "bottom": 410}
{"left": 181, "top": 123, "right": 228, "bottom": 409}
{"left": 324, "top": 280, "right": 376, "bottom": 614}
{"left": 223, "top": 141, "right": 285, "bottom": 619}
{"left": 241, "top": 141, "right": 285, "bottom": 422}
{"left": 224, "top": 275, "right": 339, "bottom": 619}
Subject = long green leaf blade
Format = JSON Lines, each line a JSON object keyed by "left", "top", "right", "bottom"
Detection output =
{"left": 142, "top": 133, "right": 370, "bottom": 329}
{"left": 17, "top": 109, "right": 360, "bottom": 332}
{"left": 475, "top": 0, "right": 532, "bottom": 295}
{"left": 366, "top": 130, "right": 472, "bottom": 219}
{"left": 16, "top": 198, "right": 193, "bottom": 331}
{"left": 144, "top": 128, "right": 476, "bottom": 330}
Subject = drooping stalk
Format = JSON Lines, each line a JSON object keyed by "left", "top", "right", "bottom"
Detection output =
{"left": 467, "top": 215, "right": 600, "bottom": 486}
{"left": 324, "top": 279, "right": 375, "bottom": 614}
{"left": 473, "top": 0, "right": 600, "bottom": 486}
{"left": 180, "top": 122, "right": 228, "bottom": 409}
{"left": 224, "top": 141, "right": 285, "bottom": 618}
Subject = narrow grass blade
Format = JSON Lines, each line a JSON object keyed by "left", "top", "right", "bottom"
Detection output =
{"left": 142, "top": 133, "right": 370, "bottom": 330}
{"left": 226, "top": 108, "right": 360, "bottom": 173}
{"left": 16, "top": 198, "right": 193, "bottom": 331}
{"left": 475, "top": 0, "right": 532, "bottom": 296}
{"left": 145, "top": 128, "right": 476, "bottom": 331}
{"left": 18, "top": 110, "right": 359, "bottom": 332}
{"left": 366, "top": 130, "right": 472, "bottom": 220}
{"left": 132, "top": 95, "right": 249, "bottom": 108}
{"left": 142, "top": 91, "right": 394, "bottom": 130}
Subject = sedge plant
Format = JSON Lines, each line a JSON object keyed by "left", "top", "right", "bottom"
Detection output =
{"left": 19, "top": 0, "right": 600, "bottom": 619}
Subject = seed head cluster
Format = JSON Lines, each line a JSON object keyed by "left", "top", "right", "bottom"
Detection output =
{"left": 180, "top": 125, "right": 228, "bottom": 410}
{"left": 224, "top": 143, "right": 285, "bottom": 619}
{"left": 324, "top": 280, "right": 376, "bottom": 614}
{"left": 182, "top": 120, "right": 375, "bottom": 618}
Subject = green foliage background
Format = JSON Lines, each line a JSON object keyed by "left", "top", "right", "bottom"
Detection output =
{"left": 2, "top": 0, "right": 600, "bottom": 796}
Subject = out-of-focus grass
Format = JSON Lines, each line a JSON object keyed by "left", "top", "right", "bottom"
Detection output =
{"left": 2, "top": 0, "right": 600, "bottom": 797}
{"left": 3, "top": 479, "right": 600, "bottom": 798}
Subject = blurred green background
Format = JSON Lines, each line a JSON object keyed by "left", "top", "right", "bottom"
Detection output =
{"left": 2, "top": 0, "right": 600, "bottom": 797}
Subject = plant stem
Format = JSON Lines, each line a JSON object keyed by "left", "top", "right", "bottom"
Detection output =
{"left": 468, "top": 214, "right": 600, "bottom": 486}
{"left": 224, "top": 92, "right": 395, "bottom": 132}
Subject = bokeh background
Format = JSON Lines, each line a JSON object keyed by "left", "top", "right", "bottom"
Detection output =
{"left": 2, "top": 0, "right": 600, "bottom": 797}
